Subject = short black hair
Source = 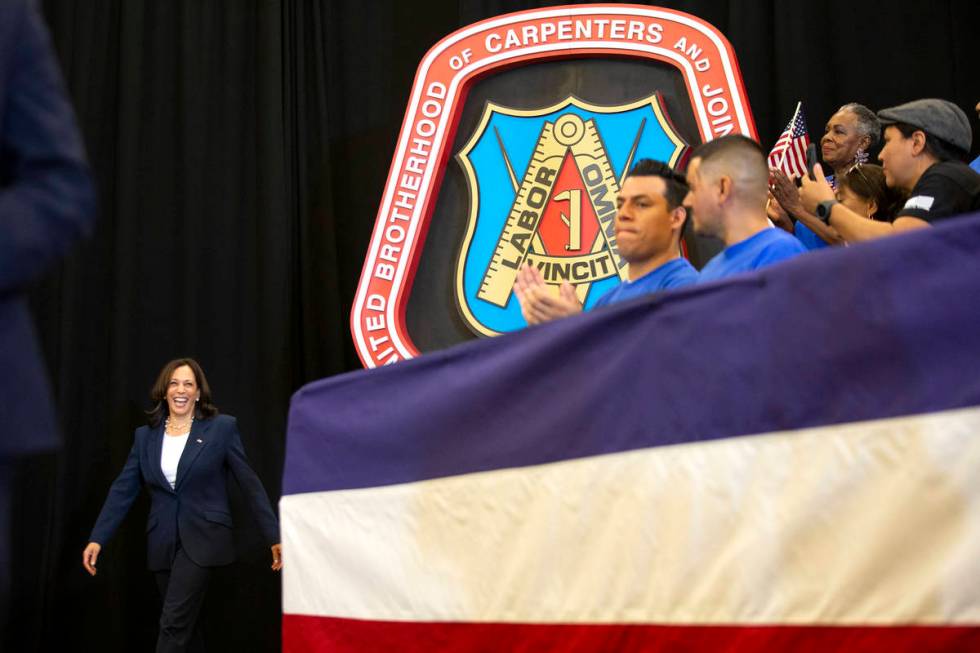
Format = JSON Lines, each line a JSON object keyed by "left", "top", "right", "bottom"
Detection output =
{"left": 891, "top": 122, "right": 968, "bottom": 162}
{"left": 625, "top": 158, "right": 688, "bottom": 208}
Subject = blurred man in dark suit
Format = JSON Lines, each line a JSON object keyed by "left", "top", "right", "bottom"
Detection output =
{"left": 0, "top": 0, "right": 96, "bottom": 631}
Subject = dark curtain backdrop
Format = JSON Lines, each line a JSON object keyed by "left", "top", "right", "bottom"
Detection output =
{"left": 10, "top": 0, "right": 978, "bottom": 651}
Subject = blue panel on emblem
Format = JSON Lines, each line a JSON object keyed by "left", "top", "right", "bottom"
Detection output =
{"left": 456, "top": 95, "right": 688, "bottom": 336}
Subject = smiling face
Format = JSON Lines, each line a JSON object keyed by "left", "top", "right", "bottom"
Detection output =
{"left": 821, "top": 110, "right": 870, "bottom": 171}
{"left": 614, "top": 175, "right": 683, "bottom": 274}
{"left": 166, "top": 365, "right": 200, "bottom": 419}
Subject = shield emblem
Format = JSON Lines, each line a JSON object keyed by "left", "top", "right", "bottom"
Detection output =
{"left": 455, "top": 94, "right": 688, "bottom": 336}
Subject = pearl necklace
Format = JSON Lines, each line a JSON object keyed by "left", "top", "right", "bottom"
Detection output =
{"left": 165, "top": 414, "right": 193, "bottom": 435}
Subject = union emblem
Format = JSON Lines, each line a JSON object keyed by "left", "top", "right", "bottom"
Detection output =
{"left": 455, "top": 94, "right": 688, "bottom": 336}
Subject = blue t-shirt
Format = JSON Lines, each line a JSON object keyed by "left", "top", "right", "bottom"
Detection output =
{"left": 698, "top": 228, "right": 806, "bottom": 283}
{"left": 794, "top": 221, "right": 828, "bottom": 250}
{"left": 592, "top": 257, "right": 699, "bottom": 308}
{"left": 793, "top": 173, "right": 835, "bottom": 250}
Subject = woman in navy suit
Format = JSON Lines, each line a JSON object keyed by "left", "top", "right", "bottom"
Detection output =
{"left": 83, "top": 358, "right": 282, "bottom": 653}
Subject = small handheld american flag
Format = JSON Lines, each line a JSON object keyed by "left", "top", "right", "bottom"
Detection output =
{"left": 768, "top": 101, "right": 810, "bottom": 179}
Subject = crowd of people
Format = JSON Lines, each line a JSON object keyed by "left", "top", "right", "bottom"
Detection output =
{"left": 515, "top": 97, "right": 980, "bottom": 324}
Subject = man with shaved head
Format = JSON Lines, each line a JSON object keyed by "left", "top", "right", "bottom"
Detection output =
{"left": 684, "top": 135, "right": 806, "bottom": 282}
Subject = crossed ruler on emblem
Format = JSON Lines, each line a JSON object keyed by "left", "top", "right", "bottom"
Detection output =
{"left": 478, "top": 113, "right": 634, "bottom": 308}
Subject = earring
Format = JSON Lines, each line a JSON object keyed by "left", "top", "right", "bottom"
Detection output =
{"left": 855, "top": 148, "right": 869, "bottom": 165}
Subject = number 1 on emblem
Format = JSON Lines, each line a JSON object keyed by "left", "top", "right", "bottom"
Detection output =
{"left": 554, "top": 189, "right": 582, "bottom": 251}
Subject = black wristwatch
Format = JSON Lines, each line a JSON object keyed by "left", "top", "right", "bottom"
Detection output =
{"left": 816, "top": 199, "right": 840, "bottom": 224}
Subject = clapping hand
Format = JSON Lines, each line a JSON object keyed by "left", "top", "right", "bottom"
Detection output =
{"left": 769, "top": 169, "right": 806, "bottom": 218}
{"left": 766, "top": 191, "right": 793, "bottom": 231}
{"left": 513, "top": 263, "right": 582, "bottom": 325}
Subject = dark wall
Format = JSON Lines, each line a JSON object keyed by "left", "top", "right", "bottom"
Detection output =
{"left": 11, "top": 0, "right": 979, "bottom": 651}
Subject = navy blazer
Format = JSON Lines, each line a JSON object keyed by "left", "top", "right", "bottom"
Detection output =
{"left": 89, "top": 415, "right": 280, "bottom": 571}
{"left": 0, "top": 0, "right": 96, "bottom": 457}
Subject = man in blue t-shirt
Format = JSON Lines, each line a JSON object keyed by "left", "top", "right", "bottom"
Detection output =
{"left": 514, "top": 159, "right": 698, "bottom": 324}
{"left": 683, "top": 135, "right": 806, "bottom": 283}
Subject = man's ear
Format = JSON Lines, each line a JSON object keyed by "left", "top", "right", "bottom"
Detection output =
{"left": 717, "top": 175, "right": 733, "bottom": 204}
{"left": 670, "top": 205, "right": 688, "bottom": 230}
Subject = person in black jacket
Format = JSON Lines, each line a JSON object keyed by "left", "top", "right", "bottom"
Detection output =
{"left": 84, "top": 358, "right": 281, "bottom": 653}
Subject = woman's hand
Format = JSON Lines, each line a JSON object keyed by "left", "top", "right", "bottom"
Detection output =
{"left": 769, "top": 169, "right": 805, "bottom": 218}
{"left": 766, "top": 192, "right": 793, "bottom": 232}
{"left": 271, "top": 543, "right": 283, "bottom": 571}
{"left": 82, "top": 542, "right": 101, "bottom": 576}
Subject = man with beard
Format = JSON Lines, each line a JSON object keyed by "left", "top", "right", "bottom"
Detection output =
{"left": 683, "top": 135, "right": 806, "bottom": 283}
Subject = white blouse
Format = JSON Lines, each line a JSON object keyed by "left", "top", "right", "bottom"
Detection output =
{"left": 161, "top": 433, "right": 190, "bottom": 489}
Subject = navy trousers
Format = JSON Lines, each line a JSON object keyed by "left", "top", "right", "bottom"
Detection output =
{"left": 154, "top": 543, "right": 211, "bottom": 653}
